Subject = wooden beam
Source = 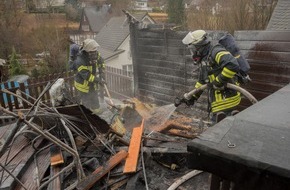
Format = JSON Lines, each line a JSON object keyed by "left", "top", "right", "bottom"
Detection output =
{"left": 48, "top": 166, "right": 62, "bottom": 190}
{"left": 76, "top": 150, "right": 128, "bottom": 190}
{"left": 50, "top": 145, "right": 64, "bottom": 166}
{"left": 123, "top": 119, "right": 144, "bottom": 174}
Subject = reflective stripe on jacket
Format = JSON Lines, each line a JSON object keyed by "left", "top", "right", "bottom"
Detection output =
{"left": 74, "top": 51, "right": 104, "bottom": 93}
{"left": 194, "top": 44, "right": 241, "bottom": 113}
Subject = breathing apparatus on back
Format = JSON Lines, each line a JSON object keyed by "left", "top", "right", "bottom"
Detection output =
{"left": 183, "top": 30, "right": 251, "bottom": 85}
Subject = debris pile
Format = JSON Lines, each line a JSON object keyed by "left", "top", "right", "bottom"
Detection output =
{"left": 0, "top": 93, "right": 211, "bottom": 189}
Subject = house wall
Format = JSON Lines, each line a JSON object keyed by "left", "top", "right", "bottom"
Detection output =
{"left": 130, "top": 23, "right": 290, "bottom": 112}
{"left": 34, "top": 0, "right": 65, "bottom": 8}
{"left": 105, "top": 37, "right": 132, "bottom": 72}
{"left": 135, "top": 0, "right": 152, "bottom": 11}
{"left": 80, "top": 13, "right": 90, "bottom": 32}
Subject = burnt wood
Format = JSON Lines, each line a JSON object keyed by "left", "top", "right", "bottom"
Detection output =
{"left": 131, "top": 23, "right": 290, "bottom": 113}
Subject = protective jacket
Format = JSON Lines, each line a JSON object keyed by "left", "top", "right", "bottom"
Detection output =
{"left": 69, "top": 43, "right": 80, "bottom": 71}
{"left": 74, "top": 51, "right": 105, "bottom": 93}
{"left": 193, "top": 44, "right": 241, "bottom": 113}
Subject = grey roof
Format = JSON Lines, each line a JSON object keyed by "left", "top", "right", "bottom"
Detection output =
{"left": 96, "top": 16, "right": 130, "bottom": 52}
{"left": 96, "top": 12, "right": 150, "bottom": 60}
{"left": 267, "top": 0, "right": 290, "bottom": 30}
{"left": 187, "top": 83, "right": 290, "bottom": 183}
{"left": 84, "top": 6, "right": 112, "bottom": 33}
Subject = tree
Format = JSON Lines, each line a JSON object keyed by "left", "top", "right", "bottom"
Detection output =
{"left": 0, "top": 1, "right": 24, "bottom": 59}
{"left": 9, "top": 47, "right": 27, "bottom": 76}
{"left": 65, "top": 3, "right": 80, "bottom": 21}
{"left": 167, "top": 0, "right": 186, "bottom": 29}
{"left": 26, "top": 0, "right": 36, "bottom": 12}
{"left": 249, "top": 0, "right": 277, "bottom": 30}
{"left": 186, "top": 0, "right": 278, "bottom": 33}
{"left": 30, "top": 24, "right": 68, "bottom": 74}
{"left": 107, "top": 0, "right": 133, "bottom": 16}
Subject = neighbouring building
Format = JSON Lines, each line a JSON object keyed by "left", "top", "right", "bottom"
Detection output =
{"left": 79, "top": 0, "right": 107, "bottom": 7}
{"left": 32, "top": 0, "right": 65, "bottom": 9}
{"left": 266, "top": 0, "right": 290, "bottom": 30}
{"left": 95, "top": 12, "right": 156, "bottom": 74}
{"left": 135, "top": 0, "right": 152, "bottom": 11}
{"left": 70, "top": 4, "right": 112, "bottom": 45}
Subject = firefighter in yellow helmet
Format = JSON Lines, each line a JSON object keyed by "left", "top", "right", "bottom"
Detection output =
{"left": 74, "top": 39, "right": 105, "bottom": 113}
{"left": 179, "top": 30, "right": 241, "bottom": 123}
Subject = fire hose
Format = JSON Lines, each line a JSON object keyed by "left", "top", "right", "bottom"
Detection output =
{"left": 175, "top": 83, "right": 258, "bottom": 107}
{"left": 169, "top": 83, "right": 257, "bottom": 190}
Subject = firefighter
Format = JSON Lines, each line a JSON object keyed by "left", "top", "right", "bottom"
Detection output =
{"left": 179, "top": 30, "right": 241, "bottom": 123}
{"left": 74, "top": 39, "right": 106, "bottom": 113}
{"left": 68, "top": 38, "right": 80, "bottom": 71}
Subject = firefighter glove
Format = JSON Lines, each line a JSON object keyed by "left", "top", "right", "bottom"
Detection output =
{"left": 99, "top": 78, "right": 106, "bottom": 86}
{"left": 174, "top": 97, "right": 182, "bottom": 107}
{"left": 94, "top": 77, "right": 106, "bottom": 85}
{"left": 184, "top": 96, "right": 197, "bottom": 106}
{"left": 212, "top": 79, "right": 226, "bottom": 90}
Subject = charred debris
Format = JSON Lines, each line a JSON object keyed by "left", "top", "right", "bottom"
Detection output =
{"left": 0, "top": 86, "right": 211, "bottom": 190}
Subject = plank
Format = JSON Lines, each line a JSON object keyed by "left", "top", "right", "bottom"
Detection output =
{"left": 0, "top": 163, "right": 25, "bottom": 190}
{"left": 123, "top": 119, "right": 144, "bottom": 174}
{"left": 50, "top": 145, "right": 64, "bottom": 166}
{"left": 48, "top": 166, "right": 62, "bottom": 190}
{"left": 76, "top": 150, "right": 128, "bottom": 190}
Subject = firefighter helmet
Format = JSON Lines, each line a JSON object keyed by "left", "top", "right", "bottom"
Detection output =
{"left": 182, "top": 30, "right": 209, "bottom": 46}
{"left": 82, "top": 39, "right": 100, "bottom": 52}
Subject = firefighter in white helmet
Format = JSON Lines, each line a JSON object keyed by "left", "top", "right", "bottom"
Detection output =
{"left": 178, "top": 30, "right": 241, "bottom": 123}
{"left": 74, "top": 39, "right": 106, "bottom": 113}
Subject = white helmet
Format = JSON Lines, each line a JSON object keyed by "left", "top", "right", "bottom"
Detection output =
{"left": 82, "top": 39, "right": 100, "bottom": 52}
{"left": 182, "top": 30, "right": 209, "bottom": 46}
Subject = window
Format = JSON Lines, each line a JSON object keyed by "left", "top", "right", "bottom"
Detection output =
{"left": 122, "top": 64, "right": 133, "bottom": 76}
{"left": 82, "top": 25, "right": 90, "bottom": 32}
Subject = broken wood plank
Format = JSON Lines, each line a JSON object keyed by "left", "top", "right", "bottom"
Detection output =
{"left": 100, "top": 175, "right": 130, "bottom": 190}
{"left": 76, "top": 150, "right": 128, "bottom": 190}
{"left": 48, "top": 166, "right": 62, "bottom": 190}
{"left": 0, "top": 163, "right": 25, "bottom": 190}
{"left": 123, "top": 119, "right": 144, "bottom": 174}
{"left": 50, "top": 145, "right": 64, "bottom": 166}
{"left": 110, "top": 177, "right": 129, "bottom": 190}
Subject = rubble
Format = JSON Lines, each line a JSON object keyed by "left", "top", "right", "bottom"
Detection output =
{"left": 0, "top": 89, "right": 211, "bottom": 190}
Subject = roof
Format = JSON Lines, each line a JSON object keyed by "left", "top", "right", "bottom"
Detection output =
{"left": 187, "top": 83, "right": 290, "bottom": 189}
{"left": 267, "top": 0, "right": 290, "bottom": 30}
{"left": 95, "top": 16, "right": 130, "bottom": 59}
{"left": 83, "top": 6, "right": 112, "bottom": 33}
{"left": 148, "top": 12, "right": 168, "bottom": 23}
{"left": 96, "top": 12, "right": 153, "bottom": 60}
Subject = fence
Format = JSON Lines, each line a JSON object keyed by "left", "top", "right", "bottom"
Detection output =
{"left": 105, "top": 66, "right": 133, "bottom": 100}
{"left": 0, "top": 67, "right": 133, "bottom": 125}
{"left": 0, "top": 72, "right": 75, "bottom": 111}
{"left": 129, "top": 23, "right": 290, "bottom": 111}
